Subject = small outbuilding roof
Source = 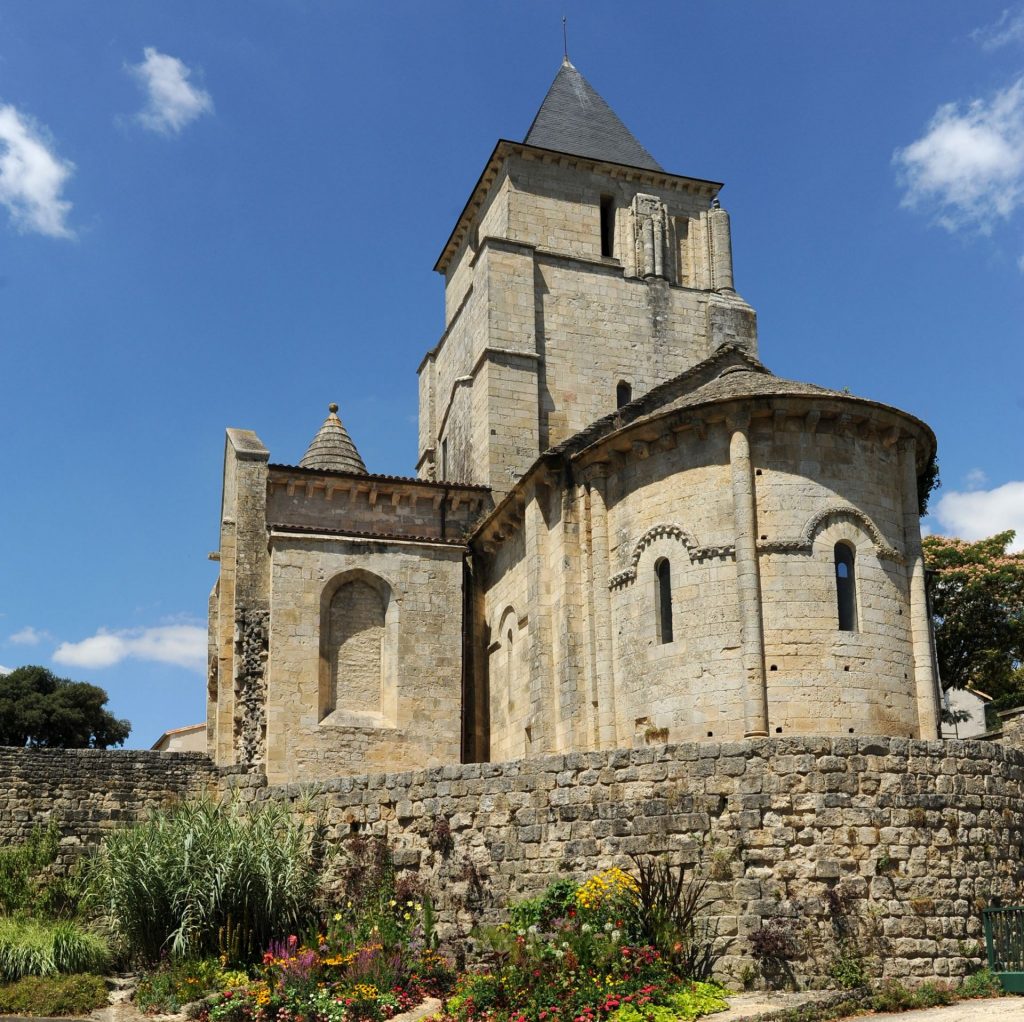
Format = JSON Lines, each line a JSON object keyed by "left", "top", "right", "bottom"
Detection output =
{"left": 299, "top": 404, "right": 368, "bottom": 474}
{"left": 524, "top": 58, "right": 663, "bottom": 171}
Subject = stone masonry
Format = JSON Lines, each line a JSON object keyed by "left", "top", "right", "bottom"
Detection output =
{"left": 0, "top": 747, "right": 217, "bottom": 866}
{"left": 219, "top": 735, "right": 1024, "bottom": 986}
{"left": 206, "top": 60, "right": 941, "bottom": 790}
{"left": 2, "top": 737, "right": 1021, "bottom": 986}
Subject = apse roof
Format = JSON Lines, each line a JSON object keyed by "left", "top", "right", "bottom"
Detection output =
{"left": 523, "top": 58, "right": 662, "bottom": 171}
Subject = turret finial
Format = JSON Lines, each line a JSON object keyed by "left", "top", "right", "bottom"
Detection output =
{"left": 328, "top": 403, "right": 339, "bottom": 414}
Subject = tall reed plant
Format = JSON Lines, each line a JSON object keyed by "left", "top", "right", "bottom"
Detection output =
{"left": 83, "top": 798, "right": 326, "bottom": 964}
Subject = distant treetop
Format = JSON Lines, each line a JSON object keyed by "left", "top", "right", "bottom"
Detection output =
{"left": 0, "top": 665, "right": 131, "bottom": 749}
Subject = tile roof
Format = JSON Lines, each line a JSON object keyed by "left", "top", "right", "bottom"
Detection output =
{"left": 269, "top": 522, "right": 467, "bottom": 547}
{"left": 299, "top": 404, "right": 368, "bottom": 474}
{"left": 268, "top": 463, "right": 492, "bottom": 492}
{"left": 524, "top": 59, "right": 662, "bottom": 171}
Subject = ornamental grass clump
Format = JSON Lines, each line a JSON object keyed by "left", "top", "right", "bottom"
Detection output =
{"left": 83, "top": 798, "right": 325, "bottom": 964}
{"left": 0, "top": 918, "right": 110, "bottom": 980}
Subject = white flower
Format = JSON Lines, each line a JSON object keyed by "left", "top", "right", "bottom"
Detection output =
{"left": 611, "top": 929, "right": 621, "bottom": 942}
{"left": 581, "top": 923, "right": 592, "bottom": 933}
{"left": 528, "top": 924, "right": 539, "bottom": 935}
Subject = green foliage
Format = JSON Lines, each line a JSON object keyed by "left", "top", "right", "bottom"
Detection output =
{"left": 135, "top": 957, "right": 233, "bottom": 1013}
{"left": 871, "top": 978, "right": 956, "bottom": 1011}
{"left": 0, "top": 665, "right": 130, "bottom": 748}
{"left": 83, "top": 798, "right": 326, "bottom": 964}
{"left": 0, "top": 822, "right": 60, "bottom": 915}
{"left": 0, "top": 972, "right": 108, "bottom": 1016}
{"left": 828, "top": 945, "right": 868, "bottom": 990}
{"left": 609, "top": 982, "right": 728, "bottom": 1021}
{"left": 508, "top": 878, "right": 578, "bottom": 931}
{"left": 627, "top": 853, "right": 726, "bottom": 982}
{"left": 959, "top": 967, "right": 1003, "bottom": 998}
{"left": 0, "top": 918, "right": 109, "bottom": 980}
{"left": 917, "top": 454, "right": 940, "bottom": 516}
{"left": 924, "top": 531, "right": 1024, "bottom": 701}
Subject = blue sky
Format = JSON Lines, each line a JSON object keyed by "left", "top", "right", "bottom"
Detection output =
{"left": 1, "top": 2, "right": 1022, "bottom": 747}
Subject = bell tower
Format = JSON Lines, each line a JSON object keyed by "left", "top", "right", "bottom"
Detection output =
{"left": 417, "top": 59, "right": 757, "bottom": 497}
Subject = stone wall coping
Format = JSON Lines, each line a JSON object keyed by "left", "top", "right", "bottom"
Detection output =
{"left": 0, "top": 746, "right": 214, "bottom": 762}
{"left": 218, "top": 736, "right": 1024, "bottom": 798}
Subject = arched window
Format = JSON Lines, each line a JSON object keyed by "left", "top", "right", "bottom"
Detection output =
{"left": 834, "top": 542, "right": 857, "bottom": 632}
{"left": 655, "top": 558, "right": 673, "bottom": 644}
{"left": 616, "top": 381, "right": 632, "bottom": 408}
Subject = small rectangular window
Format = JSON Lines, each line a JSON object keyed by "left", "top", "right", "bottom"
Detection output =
{"left": 441, "top": 438, "right": 448, "bottom": 480}
{"left": 600, "top": 195, "right": 615, "bottom": 258}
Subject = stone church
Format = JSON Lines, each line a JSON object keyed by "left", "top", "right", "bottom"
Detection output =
{"left": 207, "top": 60, "right": 941, "bottom": 784}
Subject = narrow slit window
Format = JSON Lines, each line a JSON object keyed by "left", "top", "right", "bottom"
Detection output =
{"left": 616, "top": 380, "right": 632, "bottom": 408}
{"left": 600, "top": 195, "right": 615, "bottom": 258}
{"left": 441, "top": 438, "right": 448, "bottom": 480}
{"left": 835, "top": 542, "right": 857, "bottom": 632}
{"left": 656, "top": 558, "right": 673, "bottom": 644}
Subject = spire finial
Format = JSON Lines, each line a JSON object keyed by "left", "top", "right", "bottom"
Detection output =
{"left": 328, "top": 402, "right": 339, "bottom": 414}
{"left": 562, "top": 16, "right": 568, "bottom": 62}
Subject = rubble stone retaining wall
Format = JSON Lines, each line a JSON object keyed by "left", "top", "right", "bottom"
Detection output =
{"left": 2, "top": 738, "right": 1022, "bottom": 986}
{"left": 0, "top": 747, "right": 218, "bottom": 864}
{"left": 224, "top": 736, "right": 1024, "bottom": 985}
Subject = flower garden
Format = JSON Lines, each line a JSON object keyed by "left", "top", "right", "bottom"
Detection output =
{"left": 0, "top": 797, "right": 1008, "bottom": 1019}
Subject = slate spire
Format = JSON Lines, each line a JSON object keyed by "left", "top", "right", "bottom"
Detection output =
{"left": 300, "top": 403, "right": 368, "bottom": 474}
{"left": 523, "top": 58, "right": 663, "bottom": 171}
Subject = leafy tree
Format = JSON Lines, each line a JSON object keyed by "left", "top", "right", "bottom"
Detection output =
{"left": 924, "top": 532, "right": 1024, "bottom": 714}
{"left": 0, "top": 666, "right": 130, "bottom": 748}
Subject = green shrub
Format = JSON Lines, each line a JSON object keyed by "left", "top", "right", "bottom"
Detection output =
{"left": 0, "top": 972, "right": 108, "bottom": 1016}
{"left": 0, "top": 823, "right": 60, "bottom": 915}
{"left": 872, "top": 978, "right": 957, "bottom": 1012}
{"left": 0, "top": 918, "right": 109, "bottom": 980}
{"left": 829, "top": 944, "right": 868, "bottom": 989}
{"left": 960, "top": 967, "right": 1003, "bottom": 998}
{"left": 84, "top": 798, "right": 326, "bottom": 964}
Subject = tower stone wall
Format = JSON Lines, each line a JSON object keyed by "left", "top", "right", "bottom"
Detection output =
{"left": 418, "top": 146, "right": 756, "bottom": 497}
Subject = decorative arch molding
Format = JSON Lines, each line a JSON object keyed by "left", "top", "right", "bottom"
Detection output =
{"left": 758, "top": 504, "right": 904, "bottom": 563}
{"left": 609, "top": 523, "right": 734, "bottom": 589}
{"left": 488, "top": 604, "right": 527, "bottom": 654}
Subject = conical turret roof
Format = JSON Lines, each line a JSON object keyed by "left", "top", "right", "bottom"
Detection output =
{"left": 524, "top": 58, "right": 662, "bottom": 171}
{"left": 299, "top": 403, "right": 368, "bottom": 474}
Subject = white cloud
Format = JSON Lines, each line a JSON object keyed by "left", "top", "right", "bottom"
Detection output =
{"left": 932, "top": 480, "right": 1024, "bottom": 552}
{"left": 128, "top": 47, "right": 213, "bottom": 136}
{"left": 9, "top": 626, "right": 45, "bottom": 646}
{"left": 894, "top": 77, "right": 1024, "bottom": 233}
{"left": 972, "top": 6, "right": 1024, "bottom": 50}
{"left": 0, "top": 665, "right": 9, "bottom": 675}
{"left": 964, "top": 468, "right": 989, "bottom": 490}
{"left": 53, "top": 624, "right": 206, "bottom": 672}
{"left": 0, "top": 104, "right": 74, "bottom": 238}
